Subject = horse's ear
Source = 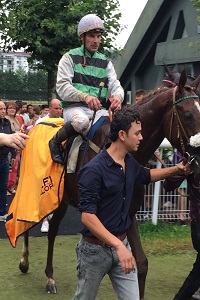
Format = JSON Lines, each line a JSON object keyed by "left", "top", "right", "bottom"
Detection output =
{"left": 190, "top": 74, "right": 200, "bottom": 91}
{"left": 177, "top": 69, "right": 187, "bottom": 92}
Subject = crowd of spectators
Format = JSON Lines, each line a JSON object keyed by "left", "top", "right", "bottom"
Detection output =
{"left": 0, "top": 99, "right": 62, "bottom": 230}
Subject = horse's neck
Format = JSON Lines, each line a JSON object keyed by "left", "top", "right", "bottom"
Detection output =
{"left": 134, "top": 131, "right": 164, "bottom": 165}
{"left": 134, "top": 94, "right": 169, "bottom": 165}
{"left": 92, "top": 116, "right": 110, "bottom": 147}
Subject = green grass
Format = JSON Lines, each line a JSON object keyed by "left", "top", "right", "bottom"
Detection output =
{"left": 139, "top": 221, "right": 193, "bottom": 256}
{"left": 0, "top": 222, "right": 198, "bottom": 300}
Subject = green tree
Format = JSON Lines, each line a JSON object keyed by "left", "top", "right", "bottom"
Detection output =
{"left": 0, "top": 69, "right": 48, "bottom": 101}
{"left": 0, "top": 0, "right": 122, "bottom": 100}
{"left": 192, "top": 0, "right": 200, "bottom": 20}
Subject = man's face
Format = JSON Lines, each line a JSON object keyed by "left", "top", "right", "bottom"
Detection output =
{"left": 135, "top": 95, "right": 144, "bottom": 103}
{"left": 0, "top": 101, "right": 6, "bottom": 119}
{"left": 21, "top": 104, "right": 27, "bottom": 113}
{"left": 81, "top": 32, "right": 102, "bottom": 53}
{"left": 121, "top": 121, "right": 143, "bottom": 152}
{"left": 49, "top": 103, "right": 62, "bottom": 118}
{"left": 41, "top": 108, "right": 49, "bottom": 117}
{"left": 28, "top": 106, "right": 33, "bottom": 114}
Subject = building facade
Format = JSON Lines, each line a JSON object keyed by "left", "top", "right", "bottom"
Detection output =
{"left": 0, "top": 52, "right": 30, "bottom": 72}
{"left": 115, "top": 0, "right": 200, "bottom": 104}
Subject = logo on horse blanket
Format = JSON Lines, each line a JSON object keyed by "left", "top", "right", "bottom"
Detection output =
{"left": 6, "top": 118, "right": 65, "bottom": 247}
{"left": 41, "top": 176, "right": 54, "bottom": 195}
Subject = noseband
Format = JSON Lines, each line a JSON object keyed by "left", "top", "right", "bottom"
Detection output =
{"left": 169, "top": 86, "right": 199, "bottom": 153}
{"left": 184, "top": 151, "right": 196, "bottom": 166}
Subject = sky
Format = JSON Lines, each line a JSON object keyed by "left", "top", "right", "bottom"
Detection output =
{"left": 115, "top": 0, "right": 149, "bottom": 48}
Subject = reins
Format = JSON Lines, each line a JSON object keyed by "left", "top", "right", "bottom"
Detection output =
{"left": 108, "top": 97, "right": 114, "bottom": 122}
{"left": 80, "top": 95, "right": 114, "bottom": 168}
{"left": 79, "top": 109, "right": 97, "bottom": 168}
{"left": 169, "top": 86, "right": 199, "bottom": 154}
{"left": 79, "top": 82, "right": 105, "bottom": 168}
{"left": 153, "top": 151, "right": 167, "bottom": 168}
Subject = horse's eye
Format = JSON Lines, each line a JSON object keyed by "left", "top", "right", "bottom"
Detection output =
{"left": 184, "top": 111, "right": 195, "bottom": 124}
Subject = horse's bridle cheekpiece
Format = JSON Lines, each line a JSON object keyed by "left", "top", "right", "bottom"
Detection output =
{"left": 170, "top": 86, "right": 199, "bottom": 154}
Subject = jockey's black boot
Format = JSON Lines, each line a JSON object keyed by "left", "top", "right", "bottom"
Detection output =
{"left": 49, "top": 122, "right": 78, "bottom": 165}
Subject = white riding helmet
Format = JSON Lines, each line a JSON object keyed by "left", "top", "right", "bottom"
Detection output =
{"left": 78, "top": 14, "right": 105, "bottom": 37}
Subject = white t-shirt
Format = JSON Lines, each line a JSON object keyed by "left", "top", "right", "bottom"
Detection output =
{"left": 35, "top": 114, "right": 50, "bottom": 125}
{"left": 20, "top": 113, "right": 30, "bottom": 126}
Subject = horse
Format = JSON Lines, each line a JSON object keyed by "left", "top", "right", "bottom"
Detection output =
{"left": 13, "top": 69, "right": 200, "bottom": 299}
{"left": 163, "top": 65, "right": 200, "bottom": 98}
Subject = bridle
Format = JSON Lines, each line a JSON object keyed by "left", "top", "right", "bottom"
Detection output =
{"left": 169, "top": 85, "right": 199, "bottom": 154}
{"left": 167, "top": 83, "right": 200, "bottom": 191}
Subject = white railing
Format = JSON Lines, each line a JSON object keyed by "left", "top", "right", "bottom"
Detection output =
{"left": 136, "top": 139, "right": 189, "bottom": 224}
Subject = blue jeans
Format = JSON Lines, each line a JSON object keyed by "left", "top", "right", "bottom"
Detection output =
{"left": 72, "top": 237, "right": 139, "bottom": 300}
{"left": 0, "top": 158, "right": 9, "bottom": 215}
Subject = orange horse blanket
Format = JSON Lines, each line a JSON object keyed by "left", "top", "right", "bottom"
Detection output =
{"left": 6, "top": 118, "right": 65, "bottom": 247}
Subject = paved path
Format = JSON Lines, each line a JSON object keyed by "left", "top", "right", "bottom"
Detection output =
{"left": 0, "top": 194, "right": 82, "bottom": 239}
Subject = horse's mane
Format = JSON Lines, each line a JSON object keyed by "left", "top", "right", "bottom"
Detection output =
{"left": 130, "top": 86, "right": 170, "bottom": 107}
{"left": 130, "top": 81, "right": 197, "bottom": 108}
{"left": 142, "top": 86, "right": 170, "bottom": 100}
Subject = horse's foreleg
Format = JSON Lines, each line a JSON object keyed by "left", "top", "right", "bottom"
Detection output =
{"left": 19, "top": 231, "right": 29, "bottom": 273}
{"left": 127, "top": 215, "right": 148, "bottom": 300}
{"left": 45, "top": 199, "right": 68, "bottom": 294}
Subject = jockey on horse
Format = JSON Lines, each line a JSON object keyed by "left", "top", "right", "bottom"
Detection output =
{"left": 49, "top": 14, "right": 123, "bottom": 165}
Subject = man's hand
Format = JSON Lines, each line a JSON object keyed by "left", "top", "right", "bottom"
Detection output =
{"left": 115, "top": 241, "right": 135, "bottom": 274}
{"left": 85, "top": 95, "right": 102, "bottom": 111}
{"left": 177, "top": 161, "right": 192, "bottom": 175}
{"left": 1, "top": 132, "right": 29, "bottom": 150}
{"left": 109, "top": 95, "right": 122, "bottom": 112}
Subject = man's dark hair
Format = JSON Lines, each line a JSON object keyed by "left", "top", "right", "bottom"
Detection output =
{"left": 21, "top": 102, "right": 27, "bottom": 106}
{"left": 41, "top": 104, "right": 49, "bottom": 110}
{"left": 135, "top": 89, "right": 146, "bottom": 97}
{"left": 110, "top": 107, "right": 141, "bottom": 142}
{"left": 15, "top": 100, "right": 22, "bottom": 109}
{"left": 33, "top": 105, "right": 40, "bottom": 115}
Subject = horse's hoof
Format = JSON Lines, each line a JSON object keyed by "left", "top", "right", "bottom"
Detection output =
{"left": 19, "top": 260, "right": 29, "bottom": 273}
{"left": 46, "top": 278, "right": 57, "bottom": 294}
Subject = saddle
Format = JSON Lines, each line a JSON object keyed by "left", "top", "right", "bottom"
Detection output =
{"left": 67, "top": 114, "right": 107, "bottom": 173}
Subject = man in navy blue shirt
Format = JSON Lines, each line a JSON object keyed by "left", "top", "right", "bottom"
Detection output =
{"left": 73, "top": 107, "right": 191, "bottom": 300}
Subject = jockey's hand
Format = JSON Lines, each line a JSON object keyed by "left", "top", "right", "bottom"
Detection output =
{"left": 85, "top": 95, "right": 102, "bottom": 111}
{"left": 110, "top": 95, "right": 122, "bottom": 112}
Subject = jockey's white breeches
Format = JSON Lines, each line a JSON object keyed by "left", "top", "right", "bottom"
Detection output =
{"left": 63, "top": 105, "right": 109, "bottom": 134}
{"left": 63, "top": 106, "right": 93, "bottom": 133}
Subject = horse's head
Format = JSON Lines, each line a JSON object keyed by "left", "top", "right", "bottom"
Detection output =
{"left": 130, "top": 70, "right": 200, "bottom": 167}
{"left": 163, "top": 70, "right": 200, "bottom": 161}
{"left": 183, "top": 133, "right": 200, "bottom": 176}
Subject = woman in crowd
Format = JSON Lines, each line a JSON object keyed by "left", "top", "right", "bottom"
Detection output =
{"left": 5, "top": 101, "right": 21, "bottom": 195}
